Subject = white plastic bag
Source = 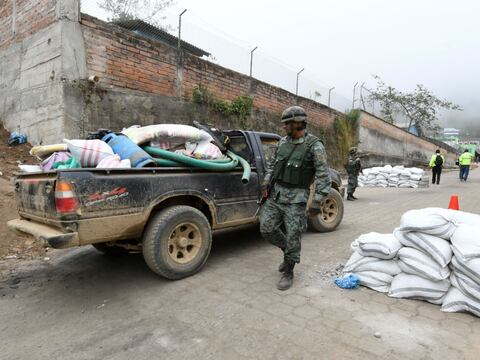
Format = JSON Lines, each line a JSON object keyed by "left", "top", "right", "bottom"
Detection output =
{"left": 122, "top": 124, "right": 213, "bottom": 145}
{"left": 394, "top": 229, "right": 452, "bottom": 267}
{"left": 397, "top": 247, "right": 450, "bottom": 281}
{"left": 389, "top": 273, "right": 450, "bottom": 304}
{"left": 343, "top": 252, "right": 401, "bottom": 276}
{"left": 351, "top": 232, "right": 402, "bottom": 259}
{"left": 441, "top": 287, "right": 480, "bottom": 317}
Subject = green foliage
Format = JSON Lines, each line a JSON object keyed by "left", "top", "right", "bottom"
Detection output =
{"left": 368, "top": 75, "right": 462, "bottom": 132}
{"left": 334, "top": 110, "right": 360, "bottom": 165}
{"left": 192, "top": 84, "right": 253, "bottom": 119}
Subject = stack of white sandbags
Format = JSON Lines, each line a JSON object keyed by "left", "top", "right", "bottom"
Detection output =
{"left": 358, "top": 165, "right": 427, "bottom": 188}
{"left": 344, "top": 233, "right": 402, "bottom": 292}
{"left": 391, "top": 208, "right": 453, "bottom": 304}
{"left": 443, "top": 221, "right": 480, "bottom": 317}
{"left": 343, "top": 208, "right": 480, "bottom": 318}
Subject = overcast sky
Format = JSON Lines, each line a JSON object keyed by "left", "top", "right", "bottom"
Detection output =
{"left": 82, "top": 0, "right": 480, "bottom": 127}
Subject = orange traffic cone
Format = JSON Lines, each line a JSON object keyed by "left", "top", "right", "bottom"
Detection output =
{"left": 448, "top": 195, "right": 460, "bottom": 211}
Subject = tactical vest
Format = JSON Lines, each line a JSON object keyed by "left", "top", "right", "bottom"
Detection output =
{"left": 273, "top": 135, "right": 319, "bottom": 188}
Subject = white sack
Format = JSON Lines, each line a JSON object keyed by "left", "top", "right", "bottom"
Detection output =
{"left": 451, "top": 224, "right": 480, "bottom": 261}
{"left": 441, "top": 287, "right": 480, "bottom": 317}
{"left": 409, "top": 167, "right": 424, "bottom": 175}
{"left": 397, "top": 247, "right": 450, "bottom": 281}
{"left": 450, "top": 272, "right": 480, "bottom": 301}
{"left": 451, "top": 256, "right": 480, "bottom": 284}
{"left": 399, "top": 208, "right": 455, "bottom": 239}
{"left": 393, "top": 229, "right": 452, "bottom": 267}
{"left": 343, "top": 251, "right": 401, "bottom": 276}
{"left": 351, "top": 233, "right": 402, "bottom": 259}
{"left": 451, "top": 211, "right": 480, "bottom": 226}
{"left": 64, "top": 139, "right": 114, "bottom": 167}
{"left": 389, "top": 273, "right": 450, "bottom": 304}
{"left": 410, "top": 174, "right": 422, "bottom": 181}
{"left": 354, "top": 271, "right": 392, "bottom": 293}
{"left": 96, "top": 154, "right": 131, "bottom": 168}
{"left": 122, "top": 124, "right": 213, "bottom": 145}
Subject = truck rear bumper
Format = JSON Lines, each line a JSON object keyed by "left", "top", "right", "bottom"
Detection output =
{"left": 7, "top": 219, "right": 80, "bottom": 249}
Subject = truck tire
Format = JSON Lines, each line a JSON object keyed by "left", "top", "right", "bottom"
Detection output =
{"left": 308, "top": 188, "right": 344, "bottom": 233}
{"left": 142, "top": 206, "right": 212, "bottom": 280}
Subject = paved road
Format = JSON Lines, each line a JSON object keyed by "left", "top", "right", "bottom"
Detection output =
{"left": 1, "top": 169, "right": 479, "bottom": 359}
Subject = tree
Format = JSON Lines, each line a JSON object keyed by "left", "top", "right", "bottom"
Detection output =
{"left": 97, "top": 0, "right": 175, "bottom": 30}
{"left": 367, "top": 75, "right": 462, "bottom": 133}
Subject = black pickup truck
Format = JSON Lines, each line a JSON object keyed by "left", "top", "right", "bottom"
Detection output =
{"left": 8, "top": 130, "right": 344, "bottom": 279}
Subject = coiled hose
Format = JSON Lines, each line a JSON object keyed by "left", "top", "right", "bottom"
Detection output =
{"left": 142, "top": 146, "right": 251, "bottom": 184}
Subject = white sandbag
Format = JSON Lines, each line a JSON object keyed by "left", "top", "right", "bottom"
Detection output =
{"left": 399, "top": 208, "right": 455, "bottom": 239}
{"left": 122, "top": 124, "right": 213, "bottom": 145}
{"left": 399, "top": 169, "right": 412, "bottom": 177}
{"left": 369, "top": 167, "right": 381, "bottom": 175}
{"left": 354, "top": 271, "right": 393, "bottom": 293}
{"left": 441, "top": 287, "right": 480, "bottom": 317}
{"left": 393, "top": 229, "right": 452, "bottom": 267}
{"left": 376, "top": 174, "right": 387, "bottom": 180}
{"left": 96, "top": 154, "right": 131, "bottom": 168}
{"left": 450, "top": 272, "right": 480, "bottom": 301}
{"left": 64, "top": 139, "right": 114, "bottom": 167}
{"left": 367, "top": 174, "right": 377, "bottom": 181}
{"left": 377, "top": 180, "right": 388, "bottom": 186}
{"left": 388, "top": 176, "right": 399, "bottom": 183}
{"left": 362, "top": 168, "right": 371, "bottom": 176}
{"left": 351, "top": 233, "right": 402, "bottom": 259}
{"left": 451, "top": 224, "right": 480, "bottom": 261}
{"left": 190, "top": 140, "right": 224, "bottom": 160}
{"left": 409, "top": 167, "right": 424, "bottom": 175}
{"left": 397, "top": 247, "right": 450, "bottom": 281}
{"left": 410, "top": 174, "right": 422, "bottom": 181}
{"left": 380, "top": 165, "right": 393, "bottom": 173}
{"left": 343, "top": 252, "right": 401, "bottom": 276}
{"left": 450, "top": 256, "right": 480, "bottom": 284}
{"left": 451, "top": 210, "right": 480, "bottom": 226}
{"left": 389, "top": 273, "right": 450, "bottom": 304}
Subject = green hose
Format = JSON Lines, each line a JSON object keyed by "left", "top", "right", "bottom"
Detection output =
{"left": 143, "top": 146, "right": 238, "bottom": 171}
{"left": 228, "top": 151, "right": 251, "bottom": 184}
{"left": 143, "top": 146, "right": 252, "bottom": 184}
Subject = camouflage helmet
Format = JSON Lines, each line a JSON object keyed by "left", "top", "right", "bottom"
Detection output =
{"left": 281, "top": 106, "right": 307, "bottom": 123}
{"left": 349, "top": 147, "right": 358, "bottom": 154}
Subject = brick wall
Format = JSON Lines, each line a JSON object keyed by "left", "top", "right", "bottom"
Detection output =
{"left": 0, "top": 0, "right": 57, "bottom": 50}
{"left": 80, "top": 14, "right": 339, "bottom": 130}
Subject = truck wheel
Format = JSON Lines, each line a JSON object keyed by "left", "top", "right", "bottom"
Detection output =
{"left": 308, "top": 188, "right": 344, "bottom": 233}
{"left": 142, "top": 206, "right": 212, "bottom": 280}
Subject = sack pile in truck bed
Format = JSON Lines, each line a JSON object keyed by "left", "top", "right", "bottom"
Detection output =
{"left": 343, "top": 207, "right": 480, "bottom": 317}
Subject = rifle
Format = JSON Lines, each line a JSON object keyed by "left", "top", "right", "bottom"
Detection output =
{"left": 254, "top": 178, "right": 275, "bottom": 218}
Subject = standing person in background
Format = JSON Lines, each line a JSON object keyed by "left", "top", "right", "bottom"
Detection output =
{"left": 459, "top": 149, "right": 475, "bottom": 182}
{"left": 429, "top": 149, "right": 445, "bottom": 185}
{"left": 345, "top": 147, "right": 362, "bottom": 201}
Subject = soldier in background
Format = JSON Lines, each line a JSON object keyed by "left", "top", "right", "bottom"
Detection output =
{"left": 345, "top": 147, "right": 362, "bottom": 201}
{"left": 260, "top": 106, "right": 331, "bottom": 291}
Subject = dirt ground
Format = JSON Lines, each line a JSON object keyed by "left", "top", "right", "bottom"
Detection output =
{"left": 0, "top": 126, "right": 46, "bottom": 260}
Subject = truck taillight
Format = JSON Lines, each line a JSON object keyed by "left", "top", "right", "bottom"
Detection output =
{"left": 55, "top": 181, "right": 79, "bottom": 214}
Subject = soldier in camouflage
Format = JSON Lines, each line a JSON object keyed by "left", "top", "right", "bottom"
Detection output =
{"left": 260, "top": 106, "right": 331, "bottom": 290}
{"left": 345, "top": 147, "right": 362, "bottom": 201}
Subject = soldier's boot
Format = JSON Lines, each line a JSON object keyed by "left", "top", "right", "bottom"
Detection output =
{"left": 347, "top": 193, "right": 355, "bottom": 201}
{"left": 278, "top": 260, "right": 287, "bottom": 273}
{"left": 277, "top": 261, "right": 295, "bottom": 290}
{"left": 351, "top": 194, "right": 358, "bottom": 200}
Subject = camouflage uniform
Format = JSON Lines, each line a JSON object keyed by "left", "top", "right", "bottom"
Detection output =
{"left": 260, "top": 134, "right": 331, "bottom": 264}
{"left": 345, "top": 151, "right": 361, "bottom": 199}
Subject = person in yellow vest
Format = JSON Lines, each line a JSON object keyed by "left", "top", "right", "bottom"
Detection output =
{"left": 429, "top": 149, "right": 445, "bottom": 185}
{"left": 458, "top": 149, "right": 475, "bottom": 182}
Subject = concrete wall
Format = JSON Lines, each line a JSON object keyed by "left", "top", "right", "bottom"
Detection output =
{"left": 359, "top": 111, "right": 457, "bottom": 167}
{"left": 0, "top": 0, "right": 86, "bottom": 145}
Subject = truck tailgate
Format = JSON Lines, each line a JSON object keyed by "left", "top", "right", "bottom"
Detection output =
{"left": 15, "top": 174, "right": 58, "bottom": 219}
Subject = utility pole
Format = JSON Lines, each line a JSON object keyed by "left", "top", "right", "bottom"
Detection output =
{"left": 177, "top": 9, "right": 187, "bottom": 50}
{"left": 328, "top": 87, "right": 335, "bottom": 108}
{"left": 176, "top": 9, "right": 187, "bottom": 98}
{"left": 295, "top": 68, "right": 304, "bottom": 97}
{"left": 352, "top": 82, "right": 358, "bottom": 109}
{"left": 249, "top": 46, "right": 258, "bottom": 94}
